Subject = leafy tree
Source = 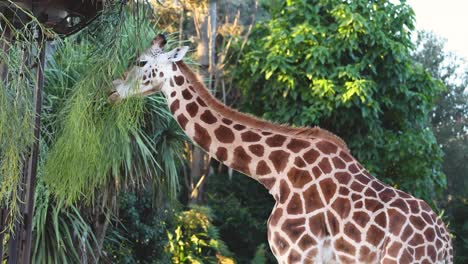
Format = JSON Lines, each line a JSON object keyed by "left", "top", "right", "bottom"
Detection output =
{"left": 206, "top": 171, "right": 275, "bottom": 263}
{"left": 166, "top": 206, "right": 233, "bottom": 264}
{"left": 413, "top": 30, "right": 468, "bottom": 264}
{"left": 413, "top": 31, "right": 468, "bottom": 197}
{"left": 101, "top": 190, "right": 173, "bottom": 264}
{"left": 234, "top": 0, "right": 445, "bottom": 202}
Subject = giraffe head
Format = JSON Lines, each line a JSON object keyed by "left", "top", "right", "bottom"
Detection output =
{"left": 109, "top": 34, "right": 189, "bottom": 102}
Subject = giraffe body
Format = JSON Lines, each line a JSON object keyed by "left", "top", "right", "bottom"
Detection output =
{"left": 110, "top": 36, "right": 453, "bottom": 264}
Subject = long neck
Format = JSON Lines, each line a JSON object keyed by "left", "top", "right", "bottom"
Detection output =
{"left": 161, "top": 61, "right": 351, "bottom": 201}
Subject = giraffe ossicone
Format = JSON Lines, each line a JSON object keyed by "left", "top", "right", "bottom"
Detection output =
{"left": 110, "top": 35, "right": 453, "bottom": 264}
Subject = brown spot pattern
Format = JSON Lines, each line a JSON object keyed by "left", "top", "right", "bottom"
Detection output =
{"left": 335, "top": 172, "right": 351, "bottom": 185}
{"left": 294, "top": 157, "right": 306, "bottom": 168}
{"left": 248, "top": 144, "right": 264, "bottom": 157}
{"left": 303, "top": 149, "right": 320, "bottom": 163}
{"left": 379, "top": 188, "right": 396, "bottom": 203}
{"left": 344, "top": 222, "right": 361, "bottom": 242}
{"left": 231, "top": 146, "right": 251, "bottom": 174}
{"left": 282, "top": 218, "right": 306, "bottom": 243}
{"left": 318, "top": 158, "right": 332, "bottom": 174}
{"left": 214, "top": 125, "right": 235, "bottom": 143}
{"left": 308, "top": 213, "right": 327, "bottom": 237}
{"left": 286, "top": 194, "right": 303, "bottom": 215}
{"left": 256, "top": 161, "right": 271, "bottom": 176}
{"left": 233, "top": 124, "right": 246, "bottom": 131}
{"left": 176, "top": 114, "right": 188, "bottom": 129}
{"left": 375, "top": 212, "right": 387, "bottom": 228}
{"left": 331, "top": 197, "right": 351, "bottom": 218}
{"left": 303, "top": 185, "right": 324, "bottom": 213}
{"left": 335, "top": 237, "right": 355, "bottom": 255}
{"left": 216, "top": 147, "right": 227, "bottom": 161}
{"left": 222, "top": 118, "right": 233, "bottom": 125}
{"left": 274, "top": 232, "right": 289, "bottom": 255}
{"left": 319, "top": 178, "right": 337, "bottom": 203}
{"left": 316, "top": 140, "right": 338, "bottom": 154}
{"left": 388, "top": 208, "right": 406, "bottom": 236}
{"left": 241, "top": 131, "right": 262, "bottom": 142}
{"left": 200, "top": 110, "right": 217, "bottom": 124}
{"left": 174, "top": 75, "right": 185, "bottom": 86}
{"left": 196, "top": 97, "right": 207, "bottom": 106}
{"left": 186, "top": 102, "right": 198, "bottom": 117}
{"left": 332, "top": 157, "right": 346, "bottom": 169}
{"left": 266, "top": 134, "right": 287, "bottom": 147}
{"left": 366, "top": 225, "right": 385, "bottom": 246}
{"left": 288, "top": 249, "right": 301, "bottom": 263}
{"left": 170, "top": 99, "right": 179, "bottom": 113}
{"left": 182, "top": 89, "right": 193, "bottom": 100}
{"left": 269, "top": 208, "right": 283, "bottom": 226}
{"left": 269, "top": 150, "right": 290, "bottom": 173}
{"left": 194, "top": 123, "right": 211, "bottom": 150}
{"left": 286, "top": 139, "right": 310, "bottom": 152}
{"left": 298, "top": 235, "right": 316, "bottom": 250}
{"left": 287, "top": 167, "right": 312, "bottom": 188}
{"left": 353, "top": 211, "right": 370, "bottom": 228}
{"left": 279, "top": 180, "right": 290, "bottom": 203}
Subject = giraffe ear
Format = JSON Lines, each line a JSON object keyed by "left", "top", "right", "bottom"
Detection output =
{"left": 167, "top": 46, "right": 189, "bottom": 62}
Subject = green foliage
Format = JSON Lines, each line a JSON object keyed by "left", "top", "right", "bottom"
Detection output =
{"left": 41, "top": 8, "right": 184, "bottom": 204}
{"left": 36, "top": 6, "right": 187, "bottom": 262}
{"left": 206, "top": 172, "right": 275, "bottom": 263}
{"left": 250, "top": 244, "right": 267, "bottom": 264}
{"left": 101, "top": 190, "right": 173, "bottom": 264}
{"left": 413, "top": 31, "right": 468, "bottom": 264}
{"left": 33, "top": 181, "right": 98, "bottom": 264}
{"left": 0, "top": 22, "right": 46, "bottom": 231}
{"left": 166, "top": 206, "right": 233, "bottom": 264}
{"left": 42, "top": 31, "right": 145, "bottom": 204}
{"left": 234, "top": 0, "right": 445, "bottom": 202}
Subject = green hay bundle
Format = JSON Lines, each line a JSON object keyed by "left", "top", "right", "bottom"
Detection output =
{"left": 42, "top": 11, "right": 161, "bottom": 204}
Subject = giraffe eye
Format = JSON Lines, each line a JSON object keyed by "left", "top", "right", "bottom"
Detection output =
{"left": 138, "top": 61, "right": 148, "bottom": 67}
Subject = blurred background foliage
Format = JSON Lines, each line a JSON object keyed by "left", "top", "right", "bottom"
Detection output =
{"left": 0, "top": 0, "right": 466, "bottom": 263}
{"left": 235, "top": 0, "right": 445, "bottom": 202}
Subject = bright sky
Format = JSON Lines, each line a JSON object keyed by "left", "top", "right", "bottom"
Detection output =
{"left": 406, "top": 0, "right": 468, "bottom": 59}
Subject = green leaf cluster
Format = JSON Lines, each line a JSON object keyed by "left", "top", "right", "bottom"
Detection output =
{"left": 33, "top": 181, "right": 98, "bottom": 264}
{"left": 234, "top": 0, "right": 445, "bottom": 202}
{"left": 41, "top": 8, "right": 185, "bottom": 204}
{"left": 102, "top": 190, "right": 173, "bottom": 264}
{"left": 0, "top": 22, "right": 41, "bottom": 231}
{"left": 206, "top": 172, "right": 275, "bottom": 263}
{"left": 165, "top": 206, "right": 233, "bottom": 264}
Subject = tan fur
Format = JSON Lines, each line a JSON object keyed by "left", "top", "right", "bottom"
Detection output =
{"left": 176, "top": 61, "right": 350, "bottom": 152}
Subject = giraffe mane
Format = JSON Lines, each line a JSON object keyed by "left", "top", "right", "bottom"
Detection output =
{"left": 176, "top": 61, "right": 350, "bottom": 153}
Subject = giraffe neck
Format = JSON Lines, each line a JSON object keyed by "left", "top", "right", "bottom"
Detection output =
{"left": 161, "top": 61, "right": 350, "bottom": 200}
{"left": 161, "top": 62, "right": 265, "bottom": 180}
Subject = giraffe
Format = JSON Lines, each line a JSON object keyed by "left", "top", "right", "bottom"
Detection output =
{"left": 109, "top": 35, "right": 453, "bottom": 264}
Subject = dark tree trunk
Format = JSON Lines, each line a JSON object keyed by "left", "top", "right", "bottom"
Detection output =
{"left": 189, "top": 0, "right": 217, "bottom": 205}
